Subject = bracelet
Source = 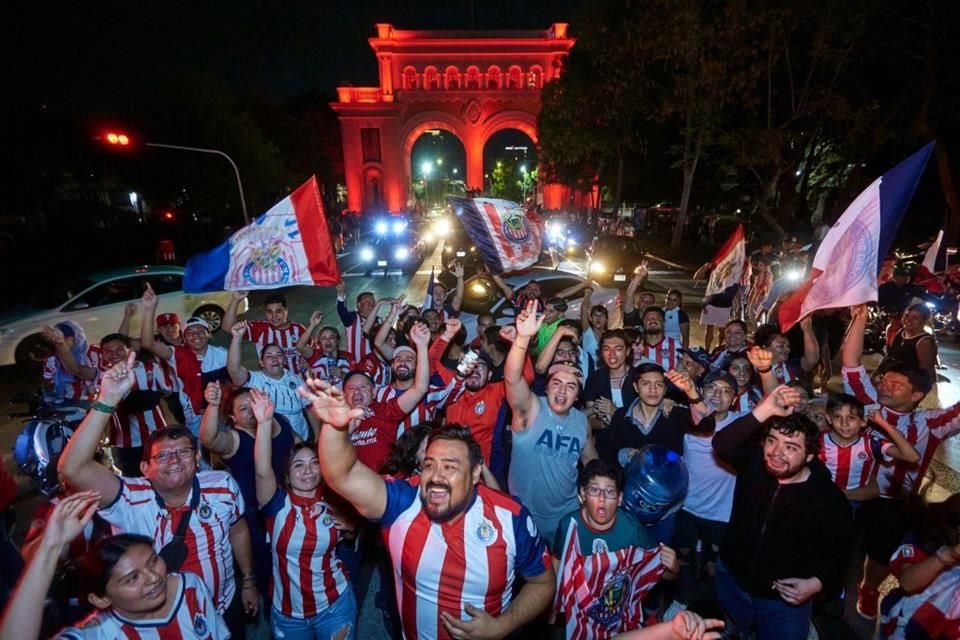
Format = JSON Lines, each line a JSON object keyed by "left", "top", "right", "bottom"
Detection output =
{"left": 92, "top": 401, "right": 116, "bottom": 414}
{"left": 688, "top": 395, "right": 704, "bottom": 404}
{"left": 756, "top": 366, "right": 772, "bottom": 374}
{"left": 514, "top": 344, "right": 527, "bottom": 351}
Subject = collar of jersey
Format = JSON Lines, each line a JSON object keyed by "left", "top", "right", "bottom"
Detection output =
{"left": 108, "top": 573, "right": 185, "bottom": 627}
{"left": 154, "top": 475, "right": 201, "bottom": 513}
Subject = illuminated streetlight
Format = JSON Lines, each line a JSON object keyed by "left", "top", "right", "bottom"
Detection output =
{"left": 452, "top": 168, "right": 458, "bottom": 175}
{"left": 422, "top": 161, "right": 433, "bottom": 176}
{"left": 436, "top": 158, "right": 443, "bottom": 166}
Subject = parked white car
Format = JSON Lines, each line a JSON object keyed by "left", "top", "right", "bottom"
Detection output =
{"left": 0, "top": 265, "right": 243, "bottom": 367}
{"left": 456, "top": 267, "right": 620, "bottom": 341}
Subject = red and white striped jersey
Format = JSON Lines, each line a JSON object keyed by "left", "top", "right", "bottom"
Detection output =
{"left": 261, "top": 488, "right": 349, "bottom": 618}
{"left": 55, "top": 571, "right": 229, "bottom": 640}
{"left": 379, "top": 478, "right": 550, "bottom": 640}
{"left": 356, "top": 352, "right": 391, "bottom": 387}
{"left": 374, "top": 376, "right": 462, "bottom": 437}
{"left": 772, "top": 360, "right": 802, "bottom": 386}
{"left": 98, "top": 471, "right": 244, "bottom": 613}
{"left": 881, "top": 542, "right": 960, "bottom": 639}
{"left": 245, "top": 320, "right": 307, "bottom": 374}
{"left": 336, "top": 299, "right": 375, "bottom": 362}
{"left": 553, "top": 517, "right": 665, "bottom": 640}
{"left": 43, "top": 344, "right": 101, "bottom": 402}
{"left": 305, "top": 350, "right": 354, "bottom": 386}
{"left": 106, "top": 361, "right": 175, "bottom": 448}
{"left": 634, "top": 337, "right": 679, "bottom": 370}
{"left": 818, "top": 433, "right": 890, "bottom": 492}
{"left": 843, "top": 365, "right": 960, "bottom": 496}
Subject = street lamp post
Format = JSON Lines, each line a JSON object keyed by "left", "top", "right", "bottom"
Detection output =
{"left": 520, "top": 164, "right": 528, "bottom": 204}
{"left": 145, "top": 143, "right": 249, "bottom": 224}
{"left": 422, "top": 160, "right": 433, "bottom": 207}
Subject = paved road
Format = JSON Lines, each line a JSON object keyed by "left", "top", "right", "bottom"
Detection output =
{"left": 1, "top": 241, "right": 957, "bottom": 639}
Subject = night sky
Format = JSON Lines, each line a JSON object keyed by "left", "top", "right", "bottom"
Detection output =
{"left": 13, "top": 0, "right": 582, "bottom": 107}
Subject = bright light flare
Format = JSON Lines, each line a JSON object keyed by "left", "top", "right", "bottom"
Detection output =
{"left": 360, "top": 247, "right": 374, "bottom": 261}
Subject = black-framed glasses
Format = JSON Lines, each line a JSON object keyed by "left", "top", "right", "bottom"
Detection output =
{"left": 151, "top": 448, "right": 196, "bottom": 464}
{"left": 585, "top": 485, "right": 618, "bottom": 500}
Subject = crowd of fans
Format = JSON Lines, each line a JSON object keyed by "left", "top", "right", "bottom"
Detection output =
{"left": 0, "top": 236, "right": 958, "bottom": 640}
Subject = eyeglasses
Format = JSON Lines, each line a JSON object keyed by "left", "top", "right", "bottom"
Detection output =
{"left": 556, "top": 348, "right": 577, "bottom": 357}
{"left": 585, "top": 485, "right": 619, "bottom": 500}
{"left": 151, "top": 448, "right": 196, "bottom": 464}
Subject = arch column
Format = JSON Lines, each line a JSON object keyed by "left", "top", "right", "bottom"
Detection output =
{"left": 464, "top": 129, "right": 485, "bottom": 192}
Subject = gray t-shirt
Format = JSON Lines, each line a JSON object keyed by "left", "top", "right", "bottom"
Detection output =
{"left": 508, "top": 396, "right": 588, "bottom": 542}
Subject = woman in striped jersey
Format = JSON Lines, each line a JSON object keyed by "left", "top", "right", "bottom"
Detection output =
{"left": 253, "top": 391, "right": 356, "bottom": 640}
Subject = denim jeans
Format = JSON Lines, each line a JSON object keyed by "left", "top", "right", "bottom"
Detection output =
{"left": 271, "top": 586, "right": 357, "bottom": 640}
{"left": 714, "top": 560, "right": 811, "bottom": 640}
{"left": 673, "top": 510, "right": 727, "bottom": 604}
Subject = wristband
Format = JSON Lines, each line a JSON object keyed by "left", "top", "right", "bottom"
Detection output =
{"left": 688, "top": 395, "right": 704, "bottom": 404}
{"left": 756, "top": 366, "right": 772, "bottom": 374}
{"left": 92, "top": 401, "right": 116, "bottom": 414}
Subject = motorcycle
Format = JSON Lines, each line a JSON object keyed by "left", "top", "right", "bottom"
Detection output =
{"left": 10, "top": 392, "right": 88, "bottom": 496}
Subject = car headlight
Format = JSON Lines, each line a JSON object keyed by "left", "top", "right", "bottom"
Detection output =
{"left": 392, "top": 220, "right": 406, "bottom": 234}
{"left": 423, "top": 231, "right": 435, "bottom": 243}
{"left": 549, "top": 224, "right": 565, "bottom": 239}
{"left": 395, "top": 247, "right": 409, "bottom": 260}
{"left": 786, "top": 269, "right": 803, "bottom": 282}
{"left": 434, "top": 218, "right": 451, "bottom": 236}
{"left": 360, "top": 247, "right": 374, "bottom": 261}
{"left": 590, "top": 262, "right": 606, "bottom": 274}
{"left": 375, "top": 221, "right": 388, "bottom": 235}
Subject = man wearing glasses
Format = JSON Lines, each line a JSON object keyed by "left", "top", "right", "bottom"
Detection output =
{"left": 59, "top": 354, "right": 258, "bottom": 639}
{"left": 552, "top": 458, "right": 679, "bottom": 639}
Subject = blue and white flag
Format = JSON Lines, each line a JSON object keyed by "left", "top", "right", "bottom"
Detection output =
{"left": 447, "top": 197, "right": 542, "bottom": 274}
{"left": 779, "top": 142, "right": 934, "bottom": 331}
{"left": 184, "top": 177, "right": 340, "bottom": 292}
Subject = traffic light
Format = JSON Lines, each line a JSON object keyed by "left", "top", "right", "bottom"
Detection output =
{"left": 98, "top": 131, "right": 133, "bottom": 147}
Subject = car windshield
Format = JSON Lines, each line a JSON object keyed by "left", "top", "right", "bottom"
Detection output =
{"left": 31, "top": 277, "right": 96, "bottom": 309}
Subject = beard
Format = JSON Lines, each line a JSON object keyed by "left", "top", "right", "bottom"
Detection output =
{"left": 644, "top": 327, "right": 663, "bottom": 340}
{"left": 393, "top": 366, "right": 413, "bottom": 382}
{"left": 419, "top": 482, "right": 474, "bottom": 523}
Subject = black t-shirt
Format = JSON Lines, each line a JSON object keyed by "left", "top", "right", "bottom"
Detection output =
{"left": 595, "top": 400, "right": 689, "bottom": 465}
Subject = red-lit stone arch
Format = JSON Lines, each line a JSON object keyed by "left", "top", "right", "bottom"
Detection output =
{"left": 465, "top": 66, "right": 481, "bottom": 90}
{"left": 444, "top": 66, "right": 461, "bottom": 90}
{"left": 486, "top": 66, "right": 502, "bottom": 89}
{"left": 424, "top": 66, "right": 440, "bottom": 90}
{"left": 402, "top": 66, "right": 419, "bottom": 90}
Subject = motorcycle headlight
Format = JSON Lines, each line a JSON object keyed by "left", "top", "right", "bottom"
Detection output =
{"left": 360, "top": 247, "right": 374, "bottom": 261}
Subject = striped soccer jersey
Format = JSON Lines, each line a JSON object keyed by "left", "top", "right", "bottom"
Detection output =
{"left": 634, "top": 337, "right": 679, "bottom": 370}
{"left": 262, "top": 488, "right": 349, "bottom": 618}
{"left": 245, "top": 320, "right": 307, "bottom": 374}
{"left": 98, "top": 471, "right": 244, "bottom": 613}
{"left": 56, "top": 571, "right": 229, "bottom": 640}
{"left": 818, "top": 432, "right": 891, "bottom": 492}
{"left": 107, "top": 360, "right": 174, "bottom": 448}
{"left": 378, "top": 478, "right": 550, "bottom": 640}
{"left": 843, "top": 365, "right": 960, "bottom": 496}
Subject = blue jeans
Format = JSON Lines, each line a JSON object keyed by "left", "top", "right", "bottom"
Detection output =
{"left": 271, "top": 586, "right": 357, "bottom": 640}
{"left": 714, "top": 561, "right": 811, "bottom": 640}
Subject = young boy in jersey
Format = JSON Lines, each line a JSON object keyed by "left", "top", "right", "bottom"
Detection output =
{"left": 820, "top": 394, "right": 919, "bottom": 504}
{"left": 552, "top": 459, "right": 678, "bottom": 640}
{"left": 222, "top": 291, "right": 307, "bottom": 374}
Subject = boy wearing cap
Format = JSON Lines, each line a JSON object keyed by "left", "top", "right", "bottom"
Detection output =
{"left": 222, "top": 292, "right": 307, "bottom": 374}
{"left": 140, "top": 284, "right": 229, "bottom": 435}
{"left": 423, "top": 262, "right": 464, "bottom": 322}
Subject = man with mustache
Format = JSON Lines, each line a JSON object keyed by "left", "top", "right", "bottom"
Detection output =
{"left": 633, "top": 307, "right": 680, "bottom": 371}
{"left": 309, "top": 381, "right": 555, "bottom": 640}
{"left": 710, "top": 385, "right": 852, "bottom": 640}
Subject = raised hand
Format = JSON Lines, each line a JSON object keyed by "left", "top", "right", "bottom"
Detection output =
{"left": 555, "top": 324, "right": 579, "bottom": 341}
{"left": 232, "top": 290, "right": 249, "bottom": 302}
{"left": 230, "top": 320, "right": 249, "bottom": 340}
{"left": 758, "top": 385, "right": 803, "bottom": 418}
{"left": 142, "top": 282, "right": 158, "bottom": 310}
{"left": 99, "top": 351, "right": 137, "bottom": 405}
{"left": 249, "top": 388, "right": 275, "bottom": 423}
{"left": 499, "top": 325, "right": 517, "bottom": 343}
{"left": 335, "top": 281, "right": 347, "bottom": 297}
{"left": 123, "top": 303, "right": 138, "bottom": 318}
{"left": 747, "top": 346, "right": 774, "bottom": 371}
{"left": 299, "top": 378, "right": 366, "bottom": 430}
{"left": 41, "top": 326, "right": 66, "bottom": 346}
{"left": 410, "top": 323, "right": 431, "bottom": 347}
{"left": 443, "top": 317, "right": 463, "bottom": 339}
{"left": 308, "top": 310, "right": 323, "bottom": 326}
{"left": 204, "top": 381, "right": 222, "bottom": 406}
{"left": 665, "top": 369, "right": 697, "bottom": 398}
{"left": 515, "top": 300, "right": 544, "bottom": 338}
{"left": 453, "top": 262, "right": 464, "bottom": 279}
{"left": 41, "top": 491, "right": 101, "bottom": 550}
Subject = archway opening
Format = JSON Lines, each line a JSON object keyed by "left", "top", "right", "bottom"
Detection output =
{"left": 409, "top": 130, "right": 467, "bottom": 215}
{"left": 483, "top": 129, "right": 538, "bottom": 205}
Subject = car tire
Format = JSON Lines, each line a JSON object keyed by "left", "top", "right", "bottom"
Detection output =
{"left": 15, "top": 333, "right": 53, "bottom": 369}
{"left": 192, "top": 305, "right": 225, "bottom": 333}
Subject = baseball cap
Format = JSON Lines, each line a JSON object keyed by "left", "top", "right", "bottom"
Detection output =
{"left": 156, "top": 312, "right": 181, "bottom": 327}
{"left": 547, "top": 361, "right": 583, "bottom": 380}
{"left": 183, "top": 317, "right": 211, "bottom": 333}
{"left": 703, "top": 370, "right": 738, "bottom": 391}
{"left": 392, "top": 345, "right": 415, "bottom": 360}
{"left": 679, "top": 347, "right": 711, "bottom": 370}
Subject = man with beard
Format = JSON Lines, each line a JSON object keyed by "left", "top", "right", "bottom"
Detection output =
{"left": 309, "top": 379, "right": 555, "bottom": 640}
{"left": 633, "top": 307, "right": 680, "bottom": 371}
{"left": 141, "top": 284, "right": 230, "bottom": 436}
{"left": 711, "top": 385, "right": 852, "bottom": 640}
{"left": 227, "top": 320, "right": 319, "bottom": 441}
{"left": 223, "top": 291, "right": 307, "bottom": 374}
{"left": 340, "top": 323, "right": 431, "bottom": 473}
{"left": 506, "top": 301, "right": 599, "bottom": 543}
{"left": 58, "top": 354, "right": 258, "bottom": 638}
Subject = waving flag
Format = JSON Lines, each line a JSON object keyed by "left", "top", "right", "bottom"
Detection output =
{"left": 778, "top": 143, "right": 934, "bottom": 332}
{"left": 705, "top": 224, "right": 747, "bottom": 305}
{"left": 184, "top": 176, "right": 340, "bottom": 292}
{"left": 922, "top": 229, "right": 947, "bottom": 274}
{"left": 421, "top": 265, "right": 435, "bottom": 312}
{"left": 447, "top": 197, "right": 542, "bottom": 274}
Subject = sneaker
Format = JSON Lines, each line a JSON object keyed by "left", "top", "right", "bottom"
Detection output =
{"left": 856, "top": 582, "right": 879, "bottom": 619}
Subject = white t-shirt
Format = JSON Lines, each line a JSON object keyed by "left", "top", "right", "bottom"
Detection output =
{"left": 247, "top": 370, "right": 311, "bottom": 440}
{"left": 681, "top": 411, "right": 743, "bottom": 522}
